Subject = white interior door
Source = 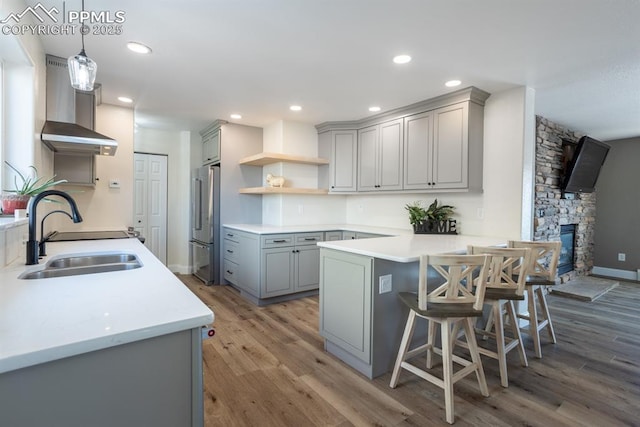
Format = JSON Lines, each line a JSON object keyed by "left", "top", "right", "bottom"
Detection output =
{"left": 134, "top": 153, "right": 168, "bottom": 264}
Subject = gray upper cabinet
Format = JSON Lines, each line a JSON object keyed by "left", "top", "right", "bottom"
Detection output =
{"left": 201, "top": 127, "right": 221, "bottom": 165}
{"left": 357, "top": 118, "right": 403, "bottom": 191}
{"left": 404, "top": 101, "right": 482, "bottom": 191}
{"left": 325, "top": 130, "right": 357, "bottom": 192}
{"left": 316, "top": 86, "right": 489, "bottom": 194}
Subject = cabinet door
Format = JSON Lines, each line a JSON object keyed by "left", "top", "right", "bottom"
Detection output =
{"left": 404, "top": 111, "right": 434, "bottom": 190}
{"left": 261, "top": 247, "right": 295, "bottom": 297}
{"left": 202, "top": 129, "right": 221, "bottom": 165}
{"left": 378, "top": 119, "right": 403, "bottom": 190}
{"left": 330, "top": 130, "right": 357, "bottom": 192}
{"left": 320, "top": 249, "right": 372, "bottom": 363}
{"left": 357, "top": 125, "right": 378, "bottom": 191}
{"left": 432, "top": 103, "right": 468, "bottom": 189}
{"left": 295, "top": 245, "right": 320, "bottom": 292}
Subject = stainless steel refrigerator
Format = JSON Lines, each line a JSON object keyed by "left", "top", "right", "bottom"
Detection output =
{"left": 190, "top": 165, "right": 220, "bottom": 284}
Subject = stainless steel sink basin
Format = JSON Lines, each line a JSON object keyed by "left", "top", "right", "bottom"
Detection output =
{"left": 19, "top": 252, "right": 142, "bottom": 280}
{"left": 48, "top": 253, "right": 139, "bottom": 268}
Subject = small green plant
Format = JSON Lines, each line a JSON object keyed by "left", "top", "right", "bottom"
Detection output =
{"left": 405, "top": 201, "right": 427, "bottom": 226}
{"left": 425, "top": 199, "right": 455, "bottom": 221}
{"left": 3, "top": 161, "right": 67, "bottom": 197}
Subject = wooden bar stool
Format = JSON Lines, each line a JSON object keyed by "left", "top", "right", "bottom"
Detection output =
{"left": 459, "top": 246, "right": 532, "bottom": 388}
{"left": 508, "top": 240, "right": 561, "bottom": 358}
{"left": 390, "top": 254, "right": 491, "bottom": 424}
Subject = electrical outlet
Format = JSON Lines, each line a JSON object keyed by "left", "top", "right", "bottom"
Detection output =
{"left": 618, "top": 253, "right": 626, "bottom": 262}
{"left": 298, "top": 204, "right": 304, "bottom": 215}
{"left": 379, "top": 274, "right": 392, "bottom": 294}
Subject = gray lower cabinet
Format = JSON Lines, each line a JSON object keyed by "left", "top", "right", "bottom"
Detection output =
{"left": 0, "top": 329, "right": 204, "bottom": 427}
{"left": 319, "top": 248, "right": 427, "bottom": 379}
{"left": 223, "top": 228, "right": 323, "bottom": 304}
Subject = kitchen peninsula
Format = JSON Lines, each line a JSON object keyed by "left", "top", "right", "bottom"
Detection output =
{"left": 0, "top": 236, "right": 213, "bottom": 427}
{"left": 317, "top": 233, "right": 507, "bottom": 379}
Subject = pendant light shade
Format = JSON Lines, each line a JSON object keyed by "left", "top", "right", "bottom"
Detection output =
{"left": 68, "top": 49, "right": 97, "bottom": 92}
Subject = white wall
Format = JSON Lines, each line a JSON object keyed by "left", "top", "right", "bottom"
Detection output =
{"left": 135, "top": 127, "right": 192, "bottom": 273}
{"left": 261, "top": 120, "right": 346, "bottom": 226}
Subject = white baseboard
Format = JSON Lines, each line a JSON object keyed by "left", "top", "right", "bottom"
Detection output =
{"left": 167, "top": 264, "right": 191, "bottom": 275}
{"left": 592, "top": 266, "right": 638, "bottom": 281}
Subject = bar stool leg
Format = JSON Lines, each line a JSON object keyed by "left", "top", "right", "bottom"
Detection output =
{"left": 506, "top": 300, "right": 528, "bottom": 367}
{"left": 537, "top": 286, "right": 557, "bottom": 343}
{"left": 390, "top": 311, "right": 417, "bottom": 388}
{"left": 527, "top": 286, "right": 542, "bottom": 358}
{"left": 462, "top": 317, "right": 489, "bottom": 397}
{"left": 441, "top": 319, "right": 455, "bottom": 424}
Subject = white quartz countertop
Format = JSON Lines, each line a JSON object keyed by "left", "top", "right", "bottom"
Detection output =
{"left": 0, "top": 238, "right": 213, "bottom": 374}
{"left": 223, "top": 223, "right": 412, "bottom": 236}
{"left": 317, "top": 234, "right": 509, "bottom": 263}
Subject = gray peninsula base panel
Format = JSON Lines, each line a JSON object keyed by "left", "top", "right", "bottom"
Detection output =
{"left": 0, "top": 329, "right": 204, "bottom": 427}
{"left": 319, "top": 248, "right": 430, "bottom": 379}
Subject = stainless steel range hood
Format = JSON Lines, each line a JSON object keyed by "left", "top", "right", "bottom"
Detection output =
{"left": 42, "top": 55, "right": 117, "bottom": 156}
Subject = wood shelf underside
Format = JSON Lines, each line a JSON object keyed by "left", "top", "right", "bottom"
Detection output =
{"left": 239, "top": 187, "right": 329, "bottom": 195}
{"left": 239, "top": 152, "right": 329, "bottom": 166}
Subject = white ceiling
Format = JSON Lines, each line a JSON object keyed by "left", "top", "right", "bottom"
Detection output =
{"left": 23, "top": 0, "right": 640, "bottom": 141}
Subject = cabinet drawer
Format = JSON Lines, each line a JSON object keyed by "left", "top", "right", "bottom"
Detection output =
{"left": 223, "top": 259, "right": 239, "bottom": 284}
{"left": 325, "top": 231, "right": 343, "bottom": 241}
{"left": 261, "top": 234, "right": 294, "bottom": 248}
{"left": 223, "top": 240, "right": 239, "bottom": 262}
{"left": 295, "top": 232, "right": 324, "bottom": 246}
{"left": 223, "top": 229, "right": 239, "bottom": 243}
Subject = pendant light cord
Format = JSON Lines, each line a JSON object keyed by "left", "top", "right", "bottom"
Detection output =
{"left": 80, "top": 0, "right": 86, "bottom": 54}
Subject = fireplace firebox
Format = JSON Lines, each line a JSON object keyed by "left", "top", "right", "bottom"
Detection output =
{"left": 559, "top": 224, "right": 576, "bottom": 275}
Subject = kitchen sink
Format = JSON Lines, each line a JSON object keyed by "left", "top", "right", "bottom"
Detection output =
{"left": 19, "top": 252, "right": 142, "bottom": 280}
{"left": 47, "top": 253, "right": 139, "bottom": 268}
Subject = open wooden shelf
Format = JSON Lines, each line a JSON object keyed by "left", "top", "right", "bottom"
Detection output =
{"left": 239, "top": 152, "right": 329, "bottom": 166}
{"left": 239, "top": 187, "right": 329, "bottom": 195}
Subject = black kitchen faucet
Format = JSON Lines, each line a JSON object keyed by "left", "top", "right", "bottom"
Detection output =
{"left": 26, "top": 190, "right": 83, "bottom": 265}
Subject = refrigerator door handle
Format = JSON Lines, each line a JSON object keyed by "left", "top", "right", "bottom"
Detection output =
{"left": 192, "top": 178, "right": 202, "bottom": 231}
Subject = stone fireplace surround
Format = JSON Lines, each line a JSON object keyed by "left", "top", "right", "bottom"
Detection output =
{"left": 534, "top": 116, "right": 596, "bottom": 283}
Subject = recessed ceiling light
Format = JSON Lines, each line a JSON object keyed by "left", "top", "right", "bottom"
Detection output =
{"left": 369, "top": 106, "right": 381, "bottom": 112}
{"left": 230, "top": 114, "right": 242, "bottom": 119}
{"left": 393, "top": 55, "right": 412, "bottom": 64}
{"left": 290, "top": 105, "right": 302, "bottom": 111}
{"left": 117, "top": 96, "right": 133, "bottom": 103}
{"left": 445, "top": 80, "right": 461, "bottom": 87}
{"left": 127, "top": 41, "right": 152, "bottom": 54}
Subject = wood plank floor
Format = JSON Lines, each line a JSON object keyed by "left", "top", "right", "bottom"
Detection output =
{"left": 180, "top": 275, "right": 640, "bottom": 426}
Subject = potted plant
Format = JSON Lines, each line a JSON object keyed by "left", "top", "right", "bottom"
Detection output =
{"left": 405, "top": 199, "right": 457, "bottom": 234}
{"left": 1, "top": 161, "right": 67, "bottom": 215}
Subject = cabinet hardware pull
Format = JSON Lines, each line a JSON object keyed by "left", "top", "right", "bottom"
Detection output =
{"left": 226, "top": 270, "right": 233, "bottom": 274}
{"left": 304, "top": 238, "right": 317, "bottom": 241}
{"left": 273, "top": 239, "right": 287, "bottom": 243}
{"left": 227, "top": 250, "right": 233, "bottom": 253}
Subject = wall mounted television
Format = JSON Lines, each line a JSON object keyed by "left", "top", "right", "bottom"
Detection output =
{"left": 562, "top": 136, "right": 610, "bottom": 193}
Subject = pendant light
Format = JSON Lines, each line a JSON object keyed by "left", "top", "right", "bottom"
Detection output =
{"left": 68, "top": 0, "right": 97, "bottom": 91}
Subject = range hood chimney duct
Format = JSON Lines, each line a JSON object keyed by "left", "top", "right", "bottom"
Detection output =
{"left": 42, "top": 55, "right": 117, "bottom": 156}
